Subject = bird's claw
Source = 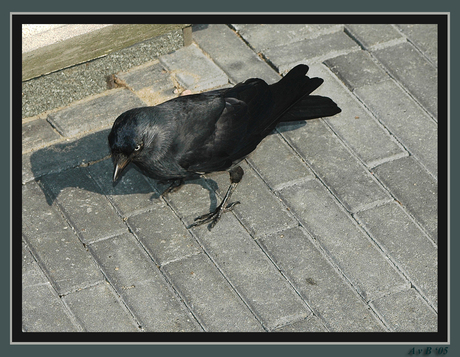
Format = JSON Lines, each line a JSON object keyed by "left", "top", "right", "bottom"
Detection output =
{"left": 188, "top": 201, "right": 240, "bottom": 230}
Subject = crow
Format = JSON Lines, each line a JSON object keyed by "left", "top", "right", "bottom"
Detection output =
{"left": 108, "top": 64, "right": 341, "bottom": 229}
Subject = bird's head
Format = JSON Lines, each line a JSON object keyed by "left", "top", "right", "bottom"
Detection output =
{"left": 108, "top": 107, "right": 173, "bottom": 182}
{"left": 108, "top": 108, "right": 150, "bottom": 182}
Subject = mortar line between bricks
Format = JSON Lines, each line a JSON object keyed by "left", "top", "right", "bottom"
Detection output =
{"left": 85, "top": 165, "right": 207, "bottom": 332}
{"left": 244, "top": 159, "right": 392, "bottom": 331}
{"left": 155, "top": 184, "right": 270, "bottom": 331}
{"left": 390, "top": 24, "right": 439, "bottom": 69}
{"left": 360, "top": 166, "right": 438, "bottom": 248}
{"left": 274, "top": 127, "right": 420, "bottom": 306}
{"left": 363, "top": 49, "right": 438, "bottom": 124}
{"left": 350, "top": 91, "right": 438, "bottom": 182}
{"left": 342, "top": 25, "right": 438, "bottom": 121}
{"left": 21, "top": 239, "right": 85, "bottom": 331}
{"left": 352, "top": 213, "right": 438, "bottom": 313}
{"left": 278, "top": 115, "right": 437, "bottom": 246}
{"left": 36, "top": 171, "right": 157, "bottom": 331}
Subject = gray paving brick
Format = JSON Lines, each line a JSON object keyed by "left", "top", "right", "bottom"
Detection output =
{"left": 190, "top": 214, "right": 310, "bottom": 330}
{"left": 116, "top": 60, "right": 178, "bottom": 106}
{"left": 280, "top": 118, "right": 391, "bottom": 213}
{"left": 234, "top": 24, "right": 344, "bottom": 53}
{"left": 159, "top": 43, "right": 229, "bottom": 92}
{"left": 193, "top": 24, "right": 280, "bottom": 84}
{"left": 23, "top": 284, "right": 80, "bottom": 332}
{"left": 22, "top": 180, "right": 104, "bottom": 294}
{"left": 22, "top": 242, "right": 80, "bottom": 332}
{"left": 163, "top": 253, "right": 264, "bottom": 331}
{"left": 247, "top": 132, "right": 315, "bottom": 191}
{"left": 63, "top": 282, "right": 140, "bottom": 332}
{"left": 22, "top": 241, "right": 48, "bottom": 287}
{"left": 23, "top": 128, "right": 111, "bottom": 183}
{"left": 355, "top": 80, "right": 437, "bottom": 178}
{"left": 396, "top": 24, "right": 438, "bottom": 65}
{"left": 116, "top": 60, "right": 170, "bottom": 91}
{"left": 260, "top": 227, "right": 385, "bottom": 332}
{"left": 345, "top": 24, "right": 404, "bottom": 49}
{"left": 373, "top": 157, "right": 438, "bottom": 242}
{"left": 47, "top": 89, "right": 146, "bottom": 137}
{"left": 272, "top": 316, "right": 327, "bottom": 332}
{"left": 40, "top": 167, "right": 128, "bottom": 244}
{"left": 372, "top": 42, "right": 438, "bottom": 118}
{"left": 22, "top": 118, "right": 61, "bottom": 153}
{"left": 263, "top": 31, "right": 360, "bottom": 73}
{"left": 355, "top": 202, "right": 437, "bottom": 308}
{"left": 209, "top": 161, "right": 298, "bottom": 237}
{"left": 307, "top": 64, "right": 407, "bottom": 167}
{"left": 324, "top": 50, "right": 390, "bottom": 90}
{"left": 278, "top": 179, "right": 409, "bottom": 302}
{"left": 88, "top": 158, "right": 157, "bottom": 217}
{"left": 370, "top": 289, "right": 437, "bottom": 332}
{"left": 127, "top": 204, "right": 201, "bottom": 266}
{"left": 89, "top": 233, "right": 201, "bottom": 332}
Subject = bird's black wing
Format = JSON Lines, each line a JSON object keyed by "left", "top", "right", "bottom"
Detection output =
{"left": 178, "top": 79, "right": 274, "bottom": 173}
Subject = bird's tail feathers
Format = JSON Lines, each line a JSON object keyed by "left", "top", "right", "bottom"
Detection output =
{"left": 278, "top": 95, "right": 342, "bottom": 122}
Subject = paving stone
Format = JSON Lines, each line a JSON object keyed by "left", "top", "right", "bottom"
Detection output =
{"left": 190, "top": 214, "right": 310, "bottom": 330}
{"left": 372, "top": 42, "right": 438, "bottom": 118}
{"left": 260, "top": 227, "right": 386, "bottom": 332}
{"left": 22, "top": 242, "right": 80, "bottom": 332}
{"left": 272, "top": 316, "right": 327, "bottom": 332}
{"left": 263, "top": 31, "right": 360, "bottom": 73}
{"left": 63, "top": 282, "right": 140, "bottom": 332}
{"left": 324, "top": 50, "right": 390, "bottom": 90}
{"left": 278, "top": 179, "right": 409, "bottom": 302}
{"left": 22, "top": 180, "right": 104, "bottom": 294}
{"left": 23, "top": 284, "right": 80, "bottom": 332}
{"left": 209, "top": 161, "right": 298, "bottom": 237}
{"left": 162, "top": 253, "right": 264, "bottom": 332}
{"left": 47, "top": 89, "right": 146, "bottom": 137}
{"left": 355, "top": 80, "right": 437, "bottom": 178}
{"left": 355, "top": 202, "right": 438, "bottom": 308}
{"left": 22, "top": 118, "right": 61, "bottom": 153}
{"left": 127, "top": 204, "right": 201, "bottom": 266}
{"left": 152, "top": 176, "right": 216, "bottom": 222}
{"left": 396, "top": 24, "right": 438, "bottom": 65}
{"left": 345, "top": 24, "right": 404, "bottom": 49}
{"left": 116, "top": 60, "right": 170, "bottom": 91}
{"left": 192, "top": 24, "right": 280, "bottom": 84}
{"left": 234, "top": 24, "right": 344, "bottom": 53}
{"left": 159, "top": 43, "right": 229, "bottom": 92}
{"left": 247, "top": 132, "right": 315, "bottom": 191}
{"left": 373, "top": 157, "right": 438, "bottom": 242}
{"left": 370, "top": 289, "right": 437, "bottom": 332}
{"left": 39, "top": 166, "right": 128, "bottom": 244}
{"left": 116, "top": 60, "right": 178, "bottom": 106}
{"left": 23, "top": 128, "right": 111, "bottom": 183}
{"left": 306, "top": 63, "right": 407, "bottom": 167}
{"left": 88, "top": 158, "right": 158, "bottom": 217}
{"left": 89, "top": 233, "right": 201, "bottom": 332}
{"left": 280, "top": 118, "right": 391, "bottom": 213}
{"left": 22, "top": 241, "right": 48, "bottom": 287}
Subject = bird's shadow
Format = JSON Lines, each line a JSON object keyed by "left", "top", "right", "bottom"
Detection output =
{"left": 28, "top": 122, "right": 305, "bottom": 211}
{"left": 27, "top": 128, "right": 220, "bottom": 213}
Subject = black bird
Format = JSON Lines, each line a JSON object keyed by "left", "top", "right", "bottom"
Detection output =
{"left": 108, "top": 64, "right": 341, "bottom": 229}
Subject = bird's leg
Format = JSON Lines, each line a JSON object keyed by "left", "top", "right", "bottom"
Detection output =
{"left": 189, "top": 166, "right": 244, "bottom": 230}
{"left": 161, "top": 178, "right": 185, "bottom": 196}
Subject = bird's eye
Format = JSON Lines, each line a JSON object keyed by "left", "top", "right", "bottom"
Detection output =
{"left": 134, "top": 144, "right": 141, "bottom": 151}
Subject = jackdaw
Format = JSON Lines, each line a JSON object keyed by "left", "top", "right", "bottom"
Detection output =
{"left": 108, "top": 64, "right": 341, "bottom": 229}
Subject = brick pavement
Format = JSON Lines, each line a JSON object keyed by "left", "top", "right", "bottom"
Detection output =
{"left": 21, "top": 23, "right": 439, "bottom": 334}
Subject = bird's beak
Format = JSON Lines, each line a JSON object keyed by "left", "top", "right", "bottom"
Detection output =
{"left": 112, "top": 154, "right": 131, "bottom": 182}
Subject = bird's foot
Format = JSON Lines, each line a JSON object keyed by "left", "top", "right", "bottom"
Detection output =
{"left": 188, "top": 201, "right": 240, "bottom": 230}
